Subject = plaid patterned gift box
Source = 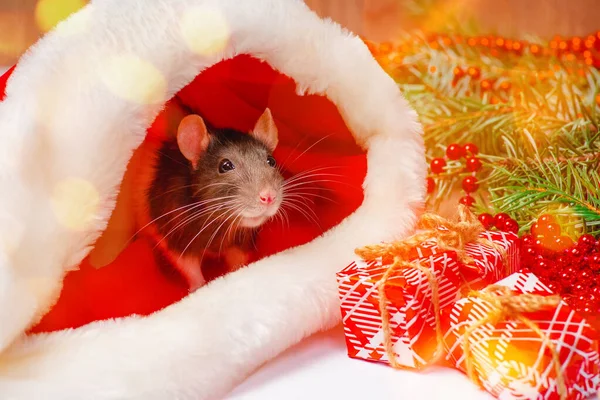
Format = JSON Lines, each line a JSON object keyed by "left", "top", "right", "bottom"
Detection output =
{"left": 336, "top": 230, "right": 520, "bottom": 370}
{"left": 442, "top": 269, "right": 600, "bottom": 400}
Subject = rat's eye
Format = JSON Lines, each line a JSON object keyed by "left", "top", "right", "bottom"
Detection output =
{"left": 219, "top": 159, "right": 235, "bottom": 173}
{"left": 267, "top": 155, "right": 276, "bottom": 168}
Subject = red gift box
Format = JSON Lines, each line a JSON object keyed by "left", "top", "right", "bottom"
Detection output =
{"left": 442, "top": 269, "right": 600, "bottom": 400}
{"left": 336, "top": 230, "right": 520, "bottom": 370}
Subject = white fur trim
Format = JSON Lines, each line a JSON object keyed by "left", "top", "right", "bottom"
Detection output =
{"left": 0, "top": 0, "right": 425, "bottom": 399}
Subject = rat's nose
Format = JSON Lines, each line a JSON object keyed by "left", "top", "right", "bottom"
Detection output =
{"left": 259, "top": 189, "right": 276, "bottom": 205}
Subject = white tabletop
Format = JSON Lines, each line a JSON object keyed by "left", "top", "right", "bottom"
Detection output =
{"left": 229, "top": 325, "right": 494, "bottom": 400}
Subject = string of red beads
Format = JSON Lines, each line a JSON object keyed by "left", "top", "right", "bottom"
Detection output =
{"left": 477, "top": 212, "right": 519, "bottom": 234}
{"left": 427, "top": 30, "right": 600, "bottom": 68}
{"left": 364, "top": 30, "right": 600, "bottom": 104}
{"left": 520, "top": 214, "right": 600, "bottom": 322}
{"left": 427, "top": 142, "right": 483, "bottom": 208}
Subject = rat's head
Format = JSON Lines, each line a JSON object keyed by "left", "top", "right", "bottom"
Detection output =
{"left": 176, "top": 108, "right": 283, "bottom": 229}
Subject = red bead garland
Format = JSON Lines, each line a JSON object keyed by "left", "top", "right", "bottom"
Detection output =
{"left": 465, "top": 157, "right": 482, "bottom": 172}
{"left": 426, "top": 142, "right": 485, "bottom": 208}
{"left": 446, "top": 143, "right": 465, "bottom": 160}
{"left": 520, "top": 214, "right": 600, "bottom": 325}
{"left": 430, "top": 158, "right": 446, "bottom": 174}
{"left": 478, "top": 213, "right": 495, "bottom": 229}
{"left": 463, "top": 143, "right": 479, "bottom": 155}
{"left": 459, "top": 195, "right": 475, "bottom": 207}
{"left": 426, "top": 177, "right": 435, "bottom": 194}
{"left": 462, "top": 176, "right": 479, "bottom": 193}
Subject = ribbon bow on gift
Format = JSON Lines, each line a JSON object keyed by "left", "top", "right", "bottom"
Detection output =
{"left": 355, "top": 205, "right": 505, "bottom": 370}
{"left": 462, "top": 285, "right": 566, "bottom": 400}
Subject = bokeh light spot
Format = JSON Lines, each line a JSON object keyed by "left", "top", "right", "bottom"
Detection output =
{"left": 100, "top": 54, "right": 167, "bottom": 105}
{"left": 0, "top": 215, "right": 24, "bottom": 256}
{"left": 35, "top": 0, "right": 88, "bottom": 33}
{"left": 51, "top": 177, "right": 100, "bottom": 231}
{"left": 180, "top": 6, "right": 230, "bottom": 56}
{"left": 54, "top": 5, "right": 91, "bottom": 37}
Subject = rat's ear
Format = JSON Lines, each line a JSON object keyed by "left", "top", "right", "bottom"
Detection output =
{"left": 177, "top": 114, "right": 210, "bottom": 169}
{"left": 251, "top": 108, "right": 278, "bottom": 151}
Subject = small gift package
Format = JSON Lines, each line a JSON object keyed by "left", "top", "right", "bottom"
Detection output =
{"left": 442, "top": 269, "right": 600, "bottom": 400}
{"left": 336, "top": 207, "right": 520, "bottom": 370}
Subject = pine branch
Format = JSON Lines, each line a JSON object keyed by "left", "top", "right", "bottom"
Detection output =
{"left": 369, "top": 28, "right": 600, "bottom": 236}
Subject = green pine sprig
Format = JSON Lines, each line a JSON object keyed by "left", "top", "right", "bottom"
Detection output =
{"left": 374, "top": 29, "right": 600, "bottom": 237}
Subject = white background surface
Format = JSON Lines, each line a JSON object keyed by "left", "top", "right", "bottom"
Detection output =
{"left": 228, "top": 325, "right": 494, "bottom": 400}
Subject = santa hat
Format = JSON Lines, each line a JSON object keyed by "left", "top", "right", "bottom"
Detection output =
{"left": 0, "top": 0, "right": 424, "bottom": 398}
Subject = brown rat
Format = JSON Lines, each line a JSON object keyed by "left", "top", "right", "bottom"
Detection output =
{"left": 134, "top": 108, "right": 284, "bottom": 291}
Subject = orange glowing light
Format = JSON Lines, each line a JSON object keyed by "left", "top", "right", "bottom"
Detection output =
{"left": 499, "top": 81, "right": 511, "bottom": 91}
{"left": 380, "top": 42, "right": 393, "bottom": 54}
{"left": 467, "top": 66, "right": 481, "bottom": 79}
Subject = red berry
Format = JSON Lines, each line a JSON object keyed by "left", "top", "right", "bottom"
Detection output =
{"left": 545, "top": 222, "right": 561, "bottom": 237}
{"left": 502, "top": 219, "right": 519, "bottom": 233}
{"left": 555, "top": 255, "right": 570, "bottom": 266}
{"left": 445, "top": 144, "right": 465, "bottom": 160}
{"left": 559, "top": 270, "right": 572, "bottom": 284}
{"left": 465, "top": 157, "right": 482, "bottom": 172}
{"left": 530, "top": 223, "right": 541, "bottom": 237}
{"left": 463, "top": 143, "right": 479, "bottom": 155}
{"left": 547, "top": 281, "right": 560, "bottom": 293}
{"left": 430, "top": 158, "right": 446, "bottom": 174}
{"left": 580, "top": 302, "right": 594, "bottom": 315}
{"left": 426, "top": 177, "right": 435, "bottom": 194}
{"left": 534, "top": 258, "right": 550, "bottom": 273}
{"left": 523, "top": 246, "right": 538, "bottom": 258}
{"left": 578, "top": 234, "right": 596, "bottom": 251}
{"left": 537, "top": 214, "right": 556, "bottom": 225}
{"left": 478, "top": 213, "right": 495, "bottom": 229}
{"left": 573, "top": 282, "right": 585, "bottom": 293}
{"left": 569, "top": 246, "right": 583, "bottom": 259}
{"left": 494, "top": 213, "right": 510, "bottom": 227}
{"left": 532, "top": 222, "right": 561, "bottom": 238}
{"left": 579, "top": 269, "right": 592, "bottom": 283}
{"left": 554, "top": 236, "right": 574, "bottom": 252}
{"left": 521, "top": 234, "right": 536, "bottom": 247}
{"left": 459, "top": 195, "right": 475, "bottom": 207}
{"left": 462, "top": 176, "right": 479, "bottom": 193}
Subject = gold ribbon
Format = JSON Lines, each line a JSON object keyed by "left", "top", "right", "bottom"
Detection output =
{"left": 355, "top": 205, "right": 503, "bottom": 369}
{"left": 461, "top": 285, "right": 566, "bottom": 400}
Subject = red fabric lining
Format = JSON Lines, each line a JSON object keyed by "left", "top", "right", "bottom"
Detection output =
{"left": 0, "top": 55, "right": 366, "bottom": 333}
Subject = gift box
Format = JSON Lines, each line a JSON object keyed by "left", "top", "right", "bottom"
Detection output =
{"left": 442, "top": 269, "right": 600, "bottom": 400}
{"left": 336, "top": 225, "right": 520, "bottom": 370}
